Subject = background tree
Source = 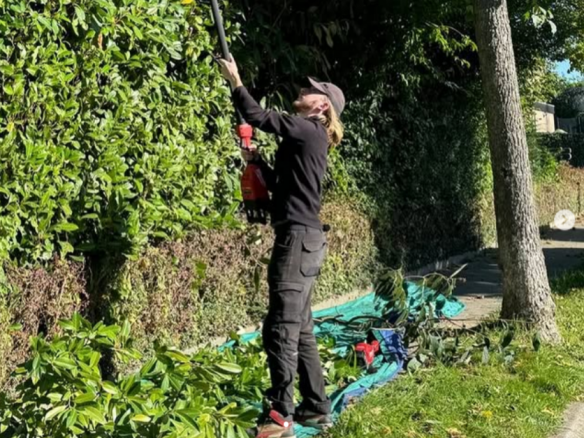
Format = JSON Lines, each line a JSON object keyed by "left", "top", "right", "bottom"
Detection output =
{"left": 553, "top": 85, "right": 584, "bottom": 118}
{"left": 473, "top": 0, "right": 561, "bottom": 342}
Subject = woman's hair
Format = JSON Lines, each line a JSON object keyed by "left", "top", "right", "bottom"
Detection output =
{"left": 318, "top": 98, "right": 344, "bottom": 148}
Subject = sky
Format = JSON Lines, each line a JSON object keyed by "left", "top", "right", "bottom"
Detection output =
{"left": 554, "top": 60, "right": 584, "bottom": 80}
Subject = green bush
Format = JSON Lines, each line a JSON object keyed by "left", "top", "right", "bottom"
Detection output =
{"left": 336, "top": 83, "right": 490, "bottom": 269}
{"left": 0, "top": 312, "right": 364, "bottom": 437}
{"left": 0, "top": 200, "right": 377, "bottom": 389}
{"left": 0, "top": 313, "right": 258, "bottom": 438}
{"left": 0, "top": 0, "right": 241, "bottom": 264}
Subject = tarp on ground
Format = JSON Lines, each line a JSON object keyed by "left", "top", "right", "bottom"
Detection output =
{"left": 222, "top": 281, "right": 465, "bottom": 437}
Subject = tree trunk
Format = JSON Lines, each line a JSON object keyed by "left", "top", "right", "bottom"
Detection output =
{"left": 473, "top": 0, "right": 561, "bottom": 342}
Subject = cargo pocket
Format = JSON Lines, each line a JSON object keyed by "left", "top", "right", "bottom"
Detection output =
{"left": 268, "top": 282, "right": 305, "bottom": 322}
{"left": 300, "top": 236, "right": 327, "bottom": 277}
{"left": 268, "top": 232, "right": 299, "bottom": 281}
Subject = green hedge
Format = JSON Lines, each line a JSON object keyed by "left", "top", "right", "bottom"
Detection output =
{"left": 100, "top": 201, "right": 377, "bottom": 373}
{"left": 335, "top": 83, "right": 491, "bottom": 269}
{"left": 0, "top": 200, "right": 378, "bottom": 386}
{"left": 0, "top": 260, "right": 86, "bottom": 386}
{"left": 0, "top": 0, "right": 240, "bottom": 264}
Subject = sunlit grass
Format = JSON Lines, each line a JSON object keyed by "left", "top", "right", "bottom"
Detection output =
{"left": 328, "top": 269, "right": 584, "bottom": 438}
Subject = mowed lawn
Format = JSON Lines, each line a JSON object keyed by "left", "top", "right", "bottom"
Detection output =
{"left": 327, "top": 268, "right": 584, "bottom": 438}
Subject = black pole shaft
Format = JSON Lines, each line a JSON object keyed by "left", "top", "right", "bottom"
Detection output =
{"left": 210, "top": 0, "right": 230, "bottom": 60}
{"left": 210, "top": 0, "right": 244, "bottom": 125}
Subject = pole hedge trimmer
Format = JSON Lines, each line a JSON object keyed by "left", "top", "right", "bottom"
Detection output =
{"left": 210, "top": 0, "right": 270, "bottom": 224}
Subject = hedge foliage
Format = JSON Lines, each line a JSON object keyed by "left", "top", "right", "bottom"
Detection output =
{"left": 99, "top": 201, "right": 377, "bottom": 373}
{"left": 0, "top": 0, "right": 575, "bottom": 268}
{"left": 0, "top": 200, "right": 378, "bottom": 387}
{"left": 337, "top": 83, "right": 490, "bottom": 268}
{"left": 0, "top": 259, "right": 86, "bottom": 386}
{"left": 1, "top": 314, "right": 259, "bottom": 437}
{"left": 0, "top": 0, "right": 582, "bottom": 392}
{"left": 0, "top": 0, "right": 241, "bottom": 264}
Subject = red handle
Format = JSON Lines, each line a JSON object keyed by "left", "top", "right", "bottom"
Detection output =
{"left": 236, "top": 124, "right": 253, "bottom": 150}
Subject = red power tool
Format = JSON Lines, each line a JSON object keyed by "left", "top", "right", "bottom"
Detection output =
{"left": 211, "top": 0, "right": 270, "bottom": 224}
{"left": 355, "top": 340, "right": 380, "bottom": 372}
{"left": 237, "top": 125, "right": 270, "bottom": 224}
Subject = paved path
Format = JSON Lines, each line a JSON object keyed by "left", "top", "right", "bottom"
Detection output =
{"left": 551, "top": 403, "right": 584, "bottom": 438}
{"left": 440, "top": 216, "right": 584, "bottom": 328}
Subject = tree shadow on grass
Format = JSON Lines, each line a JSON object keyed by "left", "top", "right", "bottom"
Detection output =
{"left": 551, "top": 264, "right": 584, "bottom": 295}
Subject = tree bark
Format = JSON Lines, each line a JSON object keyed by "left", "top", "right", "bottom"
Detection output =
{"left": 473, "top": 0, "right": 561, "bottom": 342}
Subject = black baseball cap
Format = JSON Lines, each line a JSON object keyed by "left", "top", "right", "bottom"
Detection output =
{"left": 305, "top": 77, "right": 345, "bottom": 116}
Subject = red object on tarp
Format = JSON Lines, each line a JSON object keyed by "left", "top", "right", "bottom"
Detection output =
{"left": 355, "top": 340, "right": 380, "bottom": 370}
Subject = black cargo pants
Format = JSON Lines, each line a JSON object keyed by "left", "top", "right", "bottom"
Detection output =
{"left": 262, "top": 224, "right": 331, "bottom": 418}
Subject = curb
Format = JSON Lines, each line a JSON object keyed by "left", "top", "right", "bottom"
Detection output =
{"left": 552, "top": 403, "right": 584, "bottom": 438}
{"left": 408, "top": 249, "right": 483, "bottom": 276}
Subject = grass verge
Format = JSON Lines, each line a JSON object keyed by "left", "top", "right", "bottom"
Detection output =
{"left": 327, "top": 268, "right": 584, "bottom": 438}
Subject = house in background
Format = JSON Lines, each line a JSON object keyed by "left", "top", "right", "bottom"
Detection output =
{"left": 534, "top": 102, "right": 556, "bottom": 133}
{"left": 534, "top": 102, "right": 584, "bottom": 133}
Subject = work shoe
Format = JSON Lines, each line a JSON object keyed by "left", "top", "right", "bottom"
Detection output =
{"left": 248, "top": 410, "right": 296, "bottom": 438}
{"left": 294, "top": 412, "right": 333, "bottom": 430}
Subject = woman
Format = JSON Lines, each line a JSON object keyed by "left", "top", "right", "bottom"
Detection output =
{"left": 219, "top": 57, "right": 344, "bottom": 438}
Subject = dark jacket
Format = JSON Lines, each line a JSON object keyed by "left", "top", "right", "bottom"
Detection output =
{"left": 233, "top": 86, "right": 328, "bottom": 230}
